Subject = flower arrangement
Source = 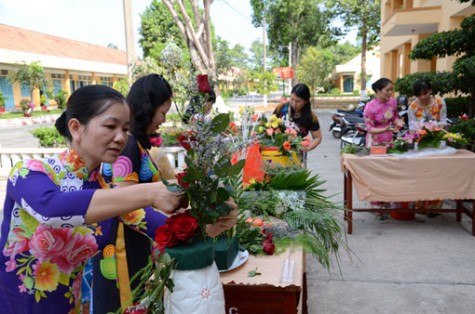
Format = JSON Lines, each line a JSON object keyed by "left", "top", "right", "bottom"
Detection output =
{"left": 257, "top": 114, "right": 309, "bottom": 156}
{"left": 387, "top": 132, "right": 419, "bottom": 153}
{"left": 415, "top": 121, "right": 447, "bottom": 150}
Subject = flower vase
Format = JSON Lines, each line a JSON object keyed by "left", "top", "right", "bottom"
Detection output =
{"left": 260, "top": 146, "right": 299, "bottom": 167}
{"left": 164, "top": 238, "right": 225, "bottom": 314}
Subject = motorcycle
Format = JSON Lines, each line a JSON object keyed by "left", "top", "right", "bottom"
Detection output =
{"left": 341, "top": 122, "right": 367, "bottom": 148}
{"left": 329, "top": 101, "right": 366, "bottom": 139}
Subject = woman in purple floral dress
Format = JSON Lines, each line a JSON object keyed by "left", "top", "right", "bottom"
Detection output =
{"left": 364, "top": 78, "right": 405, "bottom": 147}
{"left": 0, "top": 85, "right": 184, "bottom": 313}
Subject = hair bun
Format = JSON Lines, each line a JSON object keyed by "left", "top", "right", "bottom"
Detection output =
{"left": 55, "top": 112, "right": 68, "bottom": 136}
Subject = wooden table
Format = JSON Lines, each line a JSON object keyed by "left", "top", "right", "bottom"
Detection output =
{"left": 220, "top": 248, "right": 307, "bottom": 314}
{"left": 341, "top": 150, "right": 475, "bottom": 235}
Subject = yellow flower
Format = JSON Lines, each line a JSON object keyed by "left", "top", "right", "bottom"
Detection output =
{"left": 271, "top": 121, "right": 279, "bottom": 129}
{"left": 258, "top": 126, "right": 265, "bottom": 133}
{"left": 276, "top": 118, "right": 282, "bottom": 124}
{"left": 269, "top": 114, "right": 277, "bottom": 122}
{"left": 35, "top": 261, "right": 60, "bottom": 292}
{"left": 265, "top": 122, "right": 271, "bottom": 128}
{"left": 121, "top": 209, "right": 146, "bottom": 226}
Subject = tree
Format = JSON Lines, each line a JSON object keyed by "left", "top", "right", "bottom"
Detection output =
{"left": 8, "top": 61, "right": 48, "bottom": 107}
{"left": 161, "top": 0, "right": 217, "bottom": 79}
{"left": 324, "top": 0, "right": 381, "bottom": 94}
{"left": 296, "top": 46, "right": 334, "bottom": 94}
{"left": 395, "top": 6, "right": 475, "bottom": 117}
{"left": 250, "top": 0, "right": 336, "bottom": 84}
{"left": 140, "top": 1, "right": 188, "bottom": 61}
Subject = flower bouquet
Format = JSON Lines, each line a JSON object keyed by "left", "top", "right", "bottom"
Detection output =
{"left": 256, "top": 114, "right": 309, "bottom": 167}
{"left": 387, "top": 132, "right": 419, "bottom": 154}
{"left": 414, "top": 121, "right": 447, "bottom": 150}
{"left": 257, "top": 114, "right": 309, "bottom": 156}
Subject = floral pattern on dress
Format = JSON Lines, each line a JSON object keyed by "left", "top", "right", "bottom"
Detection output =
{"left": 408, "top": 96, "right": 447, "bottom": 131}
{"left": 1, "top": 149, "right": 103, "bottom": 310}
{"left": 364, "top": 98, "right": 399, "bottom": 146}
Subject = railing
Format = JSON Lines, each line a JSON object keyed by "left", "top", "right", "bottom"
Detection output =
{"left": 0, "top": 147, "right": 186, "bottom": 178}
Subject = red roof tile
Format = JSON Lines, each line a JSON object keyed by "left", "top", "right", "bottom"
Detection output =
{"left": 0, "top": 23, "right": 127, "bottom": 65}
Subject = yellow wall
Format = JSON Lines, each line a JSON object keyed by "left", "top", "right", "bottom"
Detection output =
{"left": 380, "top": 1, "right": 474, "bottom": 80}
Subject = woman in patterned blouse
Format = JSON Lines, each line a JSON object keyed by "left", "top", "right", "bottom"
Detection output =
{"left": 408, "top": 79, "right": 447, "bottom": 131}
{"left": 0, "top": 85, "right": 185, "bottom": 314}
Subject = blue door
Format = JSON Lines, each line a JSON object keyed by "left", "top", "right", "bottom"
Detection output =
{"left": 343, "top": 77, "right": 354, "bottom": 93}
{"left": 0, "top": 76, "right": 15, "bottom": 108}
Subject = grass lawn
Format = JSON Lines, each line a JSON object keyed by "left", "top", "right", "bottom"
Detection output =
{"left": 0, "top": 109, "right": 62, "bottom": 119}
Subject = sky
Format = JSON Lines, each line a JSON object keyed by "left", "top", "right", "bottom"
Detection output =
{"left": 0, "top": 0, "right": 262, "bottom": 57}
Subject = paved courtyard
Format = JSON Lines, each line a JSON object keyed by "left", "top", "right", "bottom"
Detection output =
{"left": 1, "top": 109, "right": 475, "bottom": 313}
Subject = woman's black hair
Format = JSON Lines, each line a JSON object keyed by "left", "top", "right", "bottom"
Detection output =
{"left": 371, "top": 77, "right": 393, "bottom": 93}
{"left": 126, "top": 74, "right": 173, "bottom": 149}
{"left": 413, "top": 79, "right": 432, "bottom": 97}
{"left": 290, "top": 83, "right": 314, "bottom": 129}
{"left": 55, "top": 85, "right": 126, "bottom": 142}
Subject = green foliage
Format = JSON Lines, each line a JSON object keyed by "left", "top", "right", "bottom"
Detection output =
{"left": 239, "top": 168, "right": 344, "bottom": 269}
{"left": 250, "top": 0, "right": 336, "bottom": 70}
{"left": 40, "top": 94, "right": 47, "bottom": 106}
{"left": 445, "top": 97, "right": 471, "bottom": 117}
{"left": 448, "top": 119, "right": 475, "bottom": 151}
{"left": 8, "top": 61, "right": 48, "bottom": 101}
{"left": 253, "top": 71, "right": 278, "bottom": 96}
{"left": 394, "top": 72, "right": 458, "bottom": 97}
{"left": 113, "top": 79, "right": 130, "bottom": 97}
{"left": 0, "top": 90, "right": 6, "bottom": 107}
{"left": 31, "top": 127, "right": 66, "bottom": 147}
{"left": 405, "top": 13, "right": 475, "bottom": 117}
{"left": 297, "top": 47, "right": 333, "bottom": 95}
{"left": 340, "top": 144, "right": 369, "bottom": 155}
{"left": 53, "top": 90, "right": 68, "bottom": 109}
{"left": 139, "top": 0, "right": 189, "bottom": 61}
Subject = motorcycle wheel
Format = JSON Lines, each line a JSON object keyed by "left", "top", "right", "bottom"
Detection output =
{"left": 332, "top": 130, "right": 342, "bottom": 139}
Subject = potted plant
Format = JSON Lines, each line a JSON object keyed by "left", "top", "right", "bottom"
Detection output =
{"left": 0, "top": 91, "right": 6, "bottom": 113}
{"left": 20, "top": 98, "right": 34, "bottom": 117}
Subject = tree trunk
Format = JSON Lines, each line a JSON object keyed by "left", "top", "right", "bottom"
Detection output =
{"left": 360, "top": 2, "right": 368, "bottom": 97}
{"left": 162, "top": 0, "right": 216, "bottom": 79}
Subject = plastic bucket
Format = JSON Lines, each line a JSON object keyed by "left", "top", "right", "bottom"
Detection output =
{"left": 260, "top": 146, "right": 299, "bottom": 167}
{"left": 390, "top": 202, "right": 415, "bottom": 220}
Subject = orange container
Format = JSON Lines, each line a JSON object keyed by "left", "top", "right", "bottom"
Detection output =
{"left": 371, "top": 145, "right": 387, "bottom": 155}
{"left": 390, "top": 202, "right": 415, "bottom": 220}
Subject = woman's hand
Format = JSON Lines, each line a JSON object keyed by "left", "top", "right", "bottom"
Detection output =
{"left": 152, "top": 182, "right": 187, "bottom": 215}
{"left": 206, "top": 199, "right": 238, "bottom": 237}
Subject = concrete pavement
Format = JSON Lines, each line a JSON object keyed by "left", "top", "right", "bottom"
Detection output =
{"left": 1, "top": 108, "right": 475, "bottom": 313}
{"left": 306, "top": 109, "right": 475, "bottom": 314}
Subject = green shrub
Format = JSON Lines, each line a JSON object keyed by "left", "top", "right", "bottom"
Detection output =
{"left": 448, "top": 119, "right": 475, "bottom": 151}
{"left": 53, "top": 90, "right": 68, "bottom": 109}
{"left": 330, "top": 88, "right": 341, "bottom": 95}
{"left": 31, "top": 127, "right": 66, "bottom": 147}
{"left": 445, "top": 97, "right": 470, "bottom": 117}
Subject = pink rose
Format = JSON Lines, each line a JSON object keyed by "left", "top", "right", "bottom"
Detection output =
{"left": 29, "top": 225, "right": 74, "bottom": 262}
{"left": 51, "top": 231, "right": 98, "bottom": 274}
{"left": 266, "top": 128, "right": 274, "bottom": 136}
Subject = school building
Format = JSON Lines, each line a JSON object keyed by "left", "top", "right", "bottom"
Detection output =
{"left": 0, "top": 23, "right": 127, "bottom": 109}
{"left": 380, "top": 0, "right": 474, "bottom": 81}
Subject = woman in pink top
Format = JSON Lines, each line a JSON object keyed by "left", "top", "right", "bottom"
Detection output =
{"left": 364, "top": 78, "right": 405, "bottom": 146}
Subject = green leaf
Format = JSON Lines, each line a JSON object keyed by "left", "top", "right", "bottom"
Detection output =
{"left": 210, "top": 113, "right": 230, "bottom": 133}
{"left": 247, "top": 267, "right": 261, "bottom": 277}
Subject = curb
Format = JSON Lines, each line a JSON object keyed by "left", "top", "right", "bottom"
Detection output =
{"left": 0, "top": 114, "right": 60, "bottom": 129}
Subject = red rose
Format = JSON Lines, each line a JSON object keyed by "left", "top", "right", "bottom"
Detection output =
{"left": 176, "top": 171, "right": 190, "bottom": 189}
{"left": 167, "top": 212, "right": 199, "bottom": 241}
{"left": 197, "top": 74, "right": 211, "bottom": 93}
{"left": 263, "top": 233, "right": 275, "bottom": 255}
{"left": 154, "top": 225, "right": 177, "bottom": 248}
{"left": 177, "top": 132, "right": 195, "bottom": 150}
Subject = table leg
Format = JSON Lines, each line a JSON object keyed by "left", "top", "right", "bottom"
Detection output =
{"left": 472, "top": 200, "right": 475, "bottom": 236}
{"left": 456, "top": 200, "right": 462, "bottom": 222}
{"left": 345, "top": 171, "right": 353, "bottom": 234}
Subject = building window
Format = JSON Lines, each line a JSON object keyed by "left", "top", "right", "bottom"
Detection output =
{"left": 343, "top": 76, "right": 354, "bottom": 93}
{"left": 20, "top": 83, "right": 30, "bottom": 97}
{"left": 53, "top": 79, "right": 62, "bottom": 94}
{"left": 100, "top": 76, "right": 113, "bottom": 87}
